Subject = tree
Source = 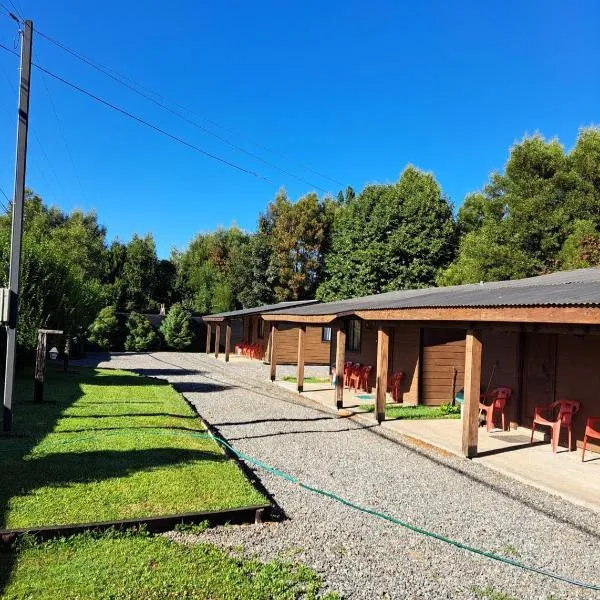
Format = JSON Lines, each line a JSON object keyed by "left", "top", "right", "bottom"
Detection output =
{"left": 121, "top": 234, "right": 158, "bottom": 312}
{"left": 160, "top": 303, "right": 193, "bottom": 349}
{"left": 125, "top": 312, "right": 159, "bottom": 351}
{"left": 439, "top": 128, "right": 600, "bottom": 285}
{"left": 317, "top": 166, "right": 457, "bottom": 300}
{"left": 174, "top": 227, "right": 251, "bottom": 313}
{"left": 88, "top": 306, "right": 120, "bottom": 349}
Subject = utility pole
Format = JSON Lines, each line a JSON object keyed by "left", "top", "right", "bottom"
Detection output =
{"left": 3, "top": 20, "right": 33, "bottom": 432}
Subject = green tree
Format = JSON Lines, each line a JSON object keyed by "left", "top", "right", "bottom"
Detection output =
{"left": 439, "top": 128, "right": 600, "bottom": 285}
{"left": 124, "top": 312, "right": 159, "bottom": 351}
{"left": 160, "top": 304, "right": 193, "bottom": 349}
{"left": 317, "top": 166, "right": 457, "bottom": 300}
{"left": 121, "top": 234, "right": 158, "bottom": 312}
{"left": 88, "top": 306, "right": 119, "bottom": 349}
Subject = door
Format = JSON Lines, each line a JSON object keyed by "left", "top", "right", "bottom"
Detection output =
{"left": 522, "top": 333, "right": 557, "bottom": 423}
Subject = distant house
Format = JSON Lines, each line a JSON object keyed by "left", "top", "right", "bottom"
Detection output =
{"left": 202, "top": 300, "right": 332, "bottom": 366}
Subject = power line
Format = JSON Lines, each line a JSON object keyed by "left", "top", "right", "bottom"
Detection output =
{"left": 0, "top": 42, "right": 274, "bottom": 183}
{"left": 0, "top": 56, "right": 65, "bottom": 203}
{"left": 34, "top": 28, "right": 343, "bottom": 189}
{"left": 36, "top": 30, "right": 331, "bottom": 194}
{"left": 0, "top": 184, "right": 9, "bottom": 211}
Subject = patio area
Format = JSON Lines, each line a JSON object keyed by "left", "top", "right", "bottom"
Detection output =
{"left": 274, "top": 379, "right": 600, "bottom": 512}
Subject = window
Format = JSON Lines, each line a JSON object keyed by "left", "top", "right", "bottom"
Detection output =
{"left": 321, "top": 327, "right": 332, "bottom": 342}
{"left": 257, "top": 318, "right": 265, "bottom": 339}
{"left": 346, "top": 320, "right": 361, "bottom": 352}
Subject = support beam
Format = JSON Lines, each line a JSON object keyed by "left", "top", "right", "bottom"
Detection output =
{"left": 375, "top": 324, "right": 390, "bottom": 423}
{"left": 335, "top": 325, "right": 346, "bottom": 409}
{"left": 205, "top": 323, "right": 212, "bottom": 355}
{"left": 462, "top": 329, "right": 483, "bottom": 458}
{"left": 270, "top": 324, "right": 278, "bottom": 381}
{"left": 297, "top": 325, "right": 306, "bottom": 392}
{"left": 224, "top": 321, "right": 231, "bottom": 362}
{"left": 214, "top": 325, "right": 221, "bottom": 360}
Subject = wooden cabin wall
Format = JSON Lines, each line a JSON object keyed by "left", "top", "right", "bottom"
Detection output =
{"left": 481, "top": 330, "right": 521, "bottom": 425}
{"left": 421, "top": 328, "right": 466, "bottom": 406}
{"left": 554, "top": 334, "right": 600, "bottom": 452}
{"left": 274, "top": 323, "right": 330, "bottom": 365}
{"left": 391, "top": 325, "right": 420, "bottom": 404}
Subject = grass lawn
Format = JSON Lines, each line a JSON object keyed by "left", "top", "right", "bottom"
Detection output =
{"left": 0, "top": 366, "right": 265, "bottom": 529}
{"left": 0, "top": 530, "right": 340, "bottom": 599}
{"left": 282, "top": 375, "right": 331, "bottom": 384}
{"left": 359, "top": 403, "right": 461, "bottom": 421}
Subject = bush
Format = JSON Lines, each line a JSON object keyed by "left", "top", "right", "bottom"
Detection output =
{"left": 87, "top": 307, "right": 120, "bottom": 350}
{"left": 125, "top": 312, "right": 159, "bottom": 352}
{"left": 160, "top": 304, "right": 193, "bottom": 350}
{"left": 439, "top": 402, "right": 461, "bottom": 415}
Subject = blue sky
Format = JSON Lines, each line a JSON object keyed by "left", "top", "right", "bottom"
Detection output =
{"left": 0, "top": 1, "right": 598, "bottom": 257}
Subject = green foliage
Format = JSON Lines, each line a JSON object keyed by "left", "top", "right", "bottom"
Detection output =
{"left": 359, "top": 403, "right": 461, "bottom": 420}
{"left": 1, "top": 531, "right": 338, "bottom": 599}
{"left": 317, "top": 166, "right": 457, "bottom": 300}
{"left": 440, "top": 128, "right": 600, "bottom": 285}
{"left": 87, "top": 306, "right": 120, "bottom": 349}
{"left": 174, "top": 226, "right": 251, "bottom": 313}
{"left": 173, "top": 520, "right": 210, "bottom": 534}
{"left": 124, "top": 312, "right": 159, "bottom": 351}
{"left": 121, "top": 233, "right": 159, "bottom": 312}
{"left": 0, "top": 193, "right": 109, "bottom": 350}
{"left": 439, "top": 402, "right": 461, "bottom": 415}
{"left": 160, "top": 303, "right": 193, "bottom": 349}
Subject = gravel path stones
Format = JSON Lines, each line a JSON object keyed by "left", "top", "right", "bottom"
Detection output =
{"left": 82, "top": 352, "right": 600, "bottom": 600}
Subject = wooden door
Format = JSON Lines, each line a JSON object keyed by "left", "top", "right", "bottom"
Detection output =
{"left": 421, "top": 328, "right": 466, "bottom": 406}
{"left": 522, "top": 333, "right": 557, "bottom": 423}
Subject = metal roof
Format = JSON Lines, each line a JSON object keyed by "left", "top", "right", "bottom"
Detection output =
{"left": 202, "top": 300, "right": 319, "bottom": 321}
{"left": 265, "top": 268, "right": 600, "bottom": 317}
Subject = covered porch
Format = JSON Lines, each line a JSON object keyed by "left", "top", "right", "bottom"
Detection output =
{"left": 263, "top": 270, "right": 600, "bottom": 465}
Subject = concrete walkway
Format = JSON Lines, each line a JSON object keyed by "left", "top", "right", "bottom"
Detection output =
{"left": 272, "top": 377, "right": 600, "bottom": 512}
{"left": 76, "top": 352, "right": 600, "bottom": 600}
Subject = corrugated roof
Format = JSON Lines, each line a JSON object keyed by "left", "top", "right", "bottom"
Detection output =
{"left": 202, "top": 300, "right": 318, "bottom": 321}
{"left": 266, "top": 268, "right": 600, "bottom": 317}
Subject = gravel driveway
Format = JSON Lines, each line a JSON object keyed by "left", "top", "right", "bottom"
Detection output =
{"left": 79, "top": 352, "right": 600, "bottom": 600}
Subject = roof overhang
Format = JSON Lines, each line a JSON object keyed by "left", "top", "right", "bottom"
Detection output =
{"left": 262, "top": 305, "right": 600, "bottom": 326}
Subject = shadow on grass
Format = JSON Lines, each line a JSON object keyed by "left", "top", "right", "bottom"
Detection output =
{"left": 0, "top": 367, "right": 217, "bottom": 596}
{"left": 60, "top": 412, "right": 199, "bottom": 420}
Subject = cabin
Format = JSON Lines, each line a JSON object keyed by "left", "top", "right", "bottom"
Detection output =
{"left": 202, "top": 300, "right": 332, "bottom": 366}
{"left": 262, "top": 268, "right": 600, "bottom": 459}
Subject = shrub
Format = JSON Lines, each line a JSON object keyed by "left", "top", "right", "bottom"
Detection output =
{"left": 160, "top": 304, "right": 193, "bottom": 350}
{"left": 125, "top": 312, "right": 159, "bottom": 352}
{"left": 87, "top": 306, "right": 120, "bottom": 349}
{"left": 439, "top": 402, "right": 461, "bottom": 415}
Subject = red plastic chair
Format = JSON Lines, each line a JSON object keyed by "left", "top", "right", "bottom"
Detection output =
{"left": 530, "top": 399, "right": 581, "bottom": 452}
{"left": 358, "top": 365, "right": 373, "bottom": 393}
{"left": 343, "top": 361, "right": 353, "bottom": 387}
{"left": 389, "top": 371, "right": 405, "bottom": 403}
{"left": 582, "top": 417, "right": 600, "bottom": 462}
{"left": 479, "top": 387, "right": 512, "bottom": 432}
{"left": 347, "top": 363, "right": 362, "bottom": 391}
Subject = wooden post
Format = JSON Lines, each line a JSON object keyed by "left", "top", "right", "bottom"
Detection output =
{"left": 214, "top": 325, "right": 221, "bottom": 360}
{"left": 34, "top": 331, "right": 47, "bottom": 403}
{"left": 335, "top": 324, "right": 346, "bottom": 409}
{"left": 270, "top": 324, "right": 278, "bottom": 381}
{"left": 297, "top": 325, "right": 306, "bottom": 392}
{"left": 205, "top": 323, "right": 212, "bottom": 355}
{"left": 33, "top": 329, "right": 63, "bottom": 403}
{"left": 224, "top": 321, "right": 231, "bottom": 363}
{"left": 375, "top": 324, "right": 390, "bottom": 423}
{"left": 462, "top": 329, "right": 483, "bottom": 458}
